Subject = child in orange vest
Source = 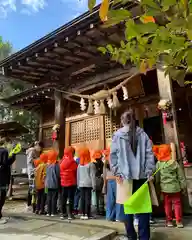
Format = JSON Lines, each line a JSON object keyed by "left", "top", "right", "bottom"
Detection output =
{"left": 34, "top": 153, "right": 48, "bottom": 214}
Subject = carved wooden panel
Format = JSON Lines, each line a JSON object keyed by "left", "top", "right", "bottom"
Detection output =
{"left": 42, "top": 126, "right": 53, "bottom": 148}
{"left": 70, "top": 116, "right": 100, "bottom": 145}
{"left": 85, "top": 117, "right": 100, "bottom": 141}
{"left": 70, "top": 120, "right": 85, "bottom": 144}
{"left": 104, "top": 114, "right": 120, "bottom": 143}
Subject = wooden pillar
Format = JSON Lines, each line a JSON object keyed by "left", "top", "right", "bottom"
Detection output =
{"left": 99, "top": 115, "right": 105, "bottom": 149}
{"left": 136, "top": 104, "right": 144, "bottom": 128}
{"left": 156, "top": 68, "right": 181, "bottom": 159}
{"left": 65, "top": 121, "right": 70, "bottom": 147}
{"left": 54, "top": 91, "right": 66, "bottom": 159}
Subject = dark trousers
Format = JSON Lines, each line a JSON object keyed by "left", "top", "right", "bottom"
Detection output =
{"left": 27, "top": 188, "right": 32, "bottom": 206}
{"left": 61, "top": 186, "right": 76, "bottom": 215}
{"left": 47, "top": 188, "right": 58, "bottom": 215}
{"left": 96, "top": 190, "right": 105, "bottom": 214}
{"left": 80, "top": 187, "right": 92, "bottom": 216}
{"left": 0, "top": 189, "right": 7, "bottom": 219}
{"left": 36, "top": 189, "right": 46, "bottom": 213}
{"left": 74, "top": 188, "right": 81, "bottom": 210}
{"left": 27, "top": 188, "right": 36, "bottom": 212}
{"left": 124, "top": 179, "right": 150, "bottom": 240}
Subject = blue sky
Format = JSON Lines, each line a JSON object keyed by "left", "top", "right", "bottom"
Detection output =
{"left": 0, "top": 0, "right": 99, "bottom": 51}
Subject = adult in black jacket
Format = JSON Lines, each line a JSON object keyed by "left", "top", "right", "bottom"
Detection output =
{"left": 0, "top": 147, "right": 16, "bottom": 219}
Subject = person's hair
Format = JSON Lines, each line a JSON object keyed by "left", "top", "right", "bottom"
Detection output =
{"left": 121, "top": 109, "right": 137, "bottom": 155}
{"left": 104, "top": 160, "right": 110, "bottom": 170}
{"left": 35, "top": 141, "right": 44, "bottom": 149}
{"left": 28, "top": 143, "right": 35, "bottom": 148}
{"left": 121, "top": 110, "right": 132, "bottom": 126}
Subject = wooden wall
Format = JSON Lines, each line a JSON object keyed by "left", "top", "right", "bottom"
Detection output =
{"left": 40, "top": 69, "right": 160, "bottom": 151}
{"left": 40, "top": 99, "right": 160, "bottom": 151}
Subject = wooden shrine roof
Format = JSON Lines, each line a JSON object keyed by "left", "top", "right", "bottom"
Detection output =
{"left": 0, "top": 2, "right": 139, "bottom": 87}
{"left": 3, "top": 83, "right": 55, "bottom": 111}
{"left": 0, "top": 121, "right": 28, "bottom": 137}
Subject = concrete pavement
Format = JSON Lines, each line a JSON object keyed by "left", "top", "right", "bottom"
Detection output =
{"left": 2, "top": 201, "right": 192, "bottom": 239}
{"left": 0, "top": 216, "right": 115, "bottom": 240}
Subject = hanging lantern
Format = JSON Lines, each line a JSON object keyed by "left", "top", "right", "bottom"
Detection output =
{"left": 112, "top": 92, "right": 120, "bottom": 108}
{"left": 94, "top": 100, "right": 100, "bottom": 114}
{"left": 122, "top": 86, "right": 128, "bottom": 100}
{"left": 99, "top": 100, "right": 106, "bottom": 114}
{"left": 87, "top": 99, "right": 94, "bottom": 115}
{"left": 80, "top": 98, "right": 86, "bottom": 111}
{"left": 107, "top": 97, "right": 113, "bottom": 108}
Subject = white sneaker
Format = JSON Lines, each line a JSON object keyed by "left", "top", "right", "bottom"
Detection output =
{"left": 84, "top": 214, "right": 89, "bottom": 220}
{"left": 118, "top": 236, "right": 128, "bottom": 240}
{"left": 80, "top": 215, "right": 85, "bottom": 220}
{"left": 25, "top": 206, "right": 32, "bottom": 212}
{"left": 51, "top": 214, "right": 55, "bottom": 217}
{"left": 46, "top": 214, "right": 50, "bottom": 217}
{"left": 134, "top": 218, "right": 139, "bottom": 226}
{"left": 0, "top": 219, "right": 7, "bottom": 225}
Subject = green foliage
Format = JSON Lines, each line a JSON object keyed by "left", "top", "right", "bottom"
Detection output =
{"left": 88, "top": 0, "right": 96, "bottom": 11}
{"left": 96, "top": 0, "right": 192, "bottom": 85}
{"left": 0, "top": 37, "right": 39, "bottom": 143}
{"left": 0, "top": 36, "right": 12, "bottom": 60}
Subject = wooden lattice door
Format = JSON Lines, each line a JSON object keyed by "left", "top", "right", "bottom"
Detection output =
{"left": 70, "top": 116, "right": 102, "bottom": 151}
{"left": 105, "top": 114, "right": 120, "bottom": 148}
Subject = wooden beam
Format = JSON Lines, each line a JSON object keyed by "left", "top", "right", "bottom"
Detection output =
{"left": 55, "top": 41, "right": 97, "bottom": 58}
{"left": 26, "top": 57, "right": 65, "bottom": 71}
{"left": 90, "top": 28, "right": 121, "bottom": 46}
{"left": 44, "top": 46, "right": 85, "bottom": 65}
{"left": 65, "top": 121, "right": 70, "bottom": 147}
{"left": 18, "top": 65, "right": 45, "bottom": 73}
{"left": 99, "top": 115, "right": 105, "bottom": 149}
{"left": 53, "top": 44, "right": 88, "bottom": 61}
{"left": 11, "top": 74, "right": 41, "bottom": 81}
{"left": 44, "top": 53, "right": 72, "bottom": 66}
{"left": 57, "top": 56, "right": 106, "bottom": 80}
{"left": 54, "top": 90, "right": 66, "bottom": 158}
{"left": 73, "top": 66, "right": 137, "bottom": 92}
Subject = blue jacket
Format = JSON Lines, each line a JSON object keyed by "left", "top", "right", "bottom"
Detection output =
{"left": 45, "top": 163, "right": 60, "bottom": 189}
{"left": 110, "top": 126, "right": 155, "bottom": 180}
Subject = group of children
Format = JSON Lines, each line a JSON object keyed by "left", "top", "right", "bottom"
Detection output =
{"left": 29, "top": 142, "right": 186, "bottom": 227}
{"left": 31, "top": 147, "right": 111, "bottom": 220}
